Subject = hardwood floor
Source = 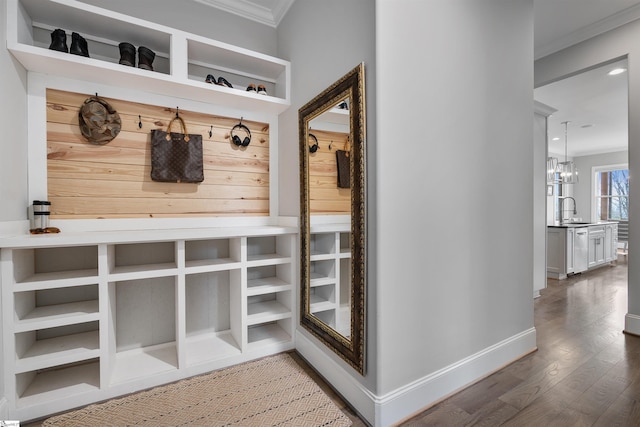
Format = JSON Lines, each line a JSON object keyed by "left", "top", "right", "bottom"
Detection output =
{"left": 23, "top": 256, "right": 638, "bottom": 427}
{"left": 399, "top": 255, "right": 640, "bottom": 426}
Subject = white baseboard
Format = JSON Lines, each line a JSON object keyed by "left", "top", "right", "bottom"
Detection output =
{"left": 297, "top": 327, "right": 537, "bottom": 427}
{"left": 625, "top": 313, "right": 640, "bottom": 335}
{"left": 376, "top": 328, "right": 536, "bottom": 426}
{"left": 0, "top": 397, "right": 8, "bottom": 420}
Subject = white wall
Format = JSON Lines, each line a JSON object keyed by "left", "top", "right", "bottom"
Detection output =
{"left": 535, "top": 20, "right": 640, "bottom": 335}
{"left": 374, "top": 0, "right": 535, "bottom": 423}
{"left": 573, "top": 150, "right": 628, "bottom": 222}
{"left": 77, "top": 0, "right": 277, "bottom": 56}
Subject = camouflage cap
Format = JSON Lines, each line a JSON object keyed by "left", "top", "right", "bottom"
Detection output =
{"left": 78, "top": 95, "right": 122, "bottom": 145}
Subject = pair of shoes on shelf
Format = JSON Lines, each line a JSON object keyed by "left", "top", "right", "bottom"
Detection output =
{"left": 118, "top": 43, "right": 156, "bottom": 71}
{"left": 205, "top": 74, "right": 233, "bottom": 88}
{"left": 49, "top": 29, "right": 89, "bottom": 57}
{"left": 246, "top": 84, "right": 267, "bottom": 95}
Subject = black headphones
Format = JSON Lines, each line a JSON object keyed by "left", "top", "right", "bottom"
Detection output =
{"left": 230, "top": 120, "right": 251, "bottom": 147}
{"left": 309, "top": 132, "right": 319, "bottom": 153}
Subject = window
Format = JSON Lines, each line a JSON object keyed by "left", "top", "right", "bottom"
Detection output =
{"left": 595, "top": 167, "right": 629, "bottom": 221}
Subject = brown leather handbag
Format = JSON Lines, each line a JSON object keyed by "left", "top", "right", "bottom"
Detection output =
{"left": 150, "top": 116, "right": 204, "bottom": 183}
{"left": 336, "top": 138, "right": 350, "bottom": 189}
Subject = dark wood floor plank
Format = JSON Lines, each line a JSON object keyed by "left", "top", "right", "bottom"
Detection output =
{"left": 499, "top": 381, "right": 588, "bottom": 426}
{"left": 498, "top": 351, "right": 591, "bottom": 409}
{"left": 447, "top": 369, "right": 523, "bottom": 414}
{"left": 567, "top": 360, "right": 638, "bottom": 421}
{"left": 555, "top": 354, "right": 615, "bottom": 393}
{"left": 401, "top": 401, "right": 472, "bottom": 426}
{"left": 464, "top": 399, "right": 519, "bottom": 427}
{"left": 593, "top": 394, "right": 640, "bottom": 427}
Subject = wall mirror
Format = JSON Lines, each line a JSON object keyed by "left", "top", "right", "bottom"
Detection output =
{"left": 299, "top": 63, "right": 366, "bottom": 374}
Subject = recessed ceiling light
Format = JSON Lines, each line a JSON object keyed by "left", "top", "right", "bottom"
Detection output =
{"left": 552, "top": 137, "right": 560, "bottom": 141}
{"left": 608, "top": 68, "right": 627, "bottom": 76}
{"left": 581, "top": 124, "right": 593, "bottom": 128}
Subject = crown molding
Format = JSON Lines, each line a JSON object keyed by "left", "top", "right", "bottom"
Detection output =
{"left": 534, "top": 100, "right": 557, "bottom": 117}
{"left": 535, "top": 3, "right": 640, "bottom": 59}
{"left": 194, "top": 0, "right": 295, "bottom": 28}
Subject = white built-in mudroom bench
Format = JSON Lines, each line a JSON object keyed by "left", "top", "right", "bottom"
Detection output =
{"left": 2, "top": 0, "right": 299, "bottom": 421}
{"left": 1, "top": 225, "right": 296, "bottom": 420}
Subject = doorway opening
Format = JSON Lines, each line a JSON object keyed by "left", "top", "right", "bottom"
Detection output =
{"left": 535, "top": 57, "right": 629, "bottom": 293}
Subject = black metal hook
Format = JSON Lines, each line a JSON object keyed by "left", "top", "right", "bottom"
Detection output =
{"left": 176, "top": 107, "right": 180, "bottom": 118}
{"left": 209, "top": 126, "right": 213, "bottom": 138}
{"left": 138, "top": 115, "right": 143, "bottom": 129}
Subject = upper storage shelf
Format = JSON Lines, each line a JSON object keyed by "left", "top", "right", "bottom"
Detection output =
{"left": 7, "top": 0, "right": 290, "bottom": 115}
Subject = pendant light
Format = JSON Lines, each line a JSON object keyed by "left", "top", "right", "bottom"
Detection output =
{"left": 546, "top": 156, "right": 558, "bottom": 183}
{"left": 557, "top": 121, "right": 578, "bottom": 184}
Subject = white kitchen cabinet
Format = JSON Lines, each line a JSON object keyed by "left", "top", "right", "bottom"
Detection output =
{"left": 566, "top": 227, "right": 575, "bottom": 274}
{"left": 588, "top": 226, "right": 606, "bottom": 268}
{"left": 604, "top": 223, "right": 618, "bottom": 262}
{"left": 547, "top": 227, "right": 584, "bottom": 279}
{"left": 573, "top": 228, "right": 589, "bottom": 273}
{"left": 548, "top": 222, "right": 617, "bottom": 280}
{"left": 1, "top": 227, "right": 295, "bottom": 421}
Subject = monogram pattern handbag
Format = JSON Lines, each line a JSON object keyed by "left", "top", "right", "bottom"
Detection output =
{"left": 150, "top": 116, "right": 204, "bottom": 183}
{"left": 336, "top": 138, "right": 350, "bottom": 189}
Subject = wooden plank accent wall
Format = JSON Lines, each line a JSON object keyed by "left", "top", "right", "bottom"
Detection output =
{"left": 46, "top": 89, "right": 270, "bottom": 219}
{"left": 308, "top": 129, "right": 350, "bottom": 215}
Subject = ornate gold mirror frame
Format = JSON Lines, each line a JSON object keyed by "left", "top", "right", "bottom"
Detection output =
{"left": 299, "top": 63, "right": 366, "bottom": 374}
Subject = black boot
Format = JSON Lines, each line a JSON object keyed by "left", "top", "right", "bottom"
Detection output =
{"left": 48, "top": 28, "right": 68, "bottom": 53}
{"left": 118, "top": 42, "right": 136, "bottom": 67}
{"left": 137, "top": 46, "right": 155, "bottom": 71}
{"left": 70, "top": 32, "right": 89, "bottom": 57}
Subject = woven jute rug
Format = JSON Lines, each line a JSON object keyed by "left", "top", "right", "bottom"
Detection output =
{"left": 43, "top": 353, "right": 352, "bottom": 426}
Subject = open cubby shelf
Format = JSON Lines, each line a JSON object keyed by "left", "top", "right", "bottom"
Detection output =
{"left": 15, "top": 329, "right": 100, "bottom": 374}
{"left": 7, "top": 0, "right": 290, "bottom": 115}
{"left": 16, "top": 360, "right": 100, "bottom": 408}
{"left": 111, "top": 343, "right": 179, "bottom": 385}
{"left": 1, "top": 227, "right": 295, "bottom": 421}
{"left": 307, "top": 227, "right": 351, "bottom": 335}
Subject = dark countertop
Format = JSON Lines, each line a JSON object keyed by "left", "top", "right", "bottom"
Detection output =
{"left": 548, "top": 221, "right": 618, "bottom": 228}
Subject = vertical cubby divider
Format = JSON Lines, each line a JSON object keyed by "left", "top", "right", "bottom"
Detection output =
{"left": 175, "top": 240, "right": 186, "bottom": 369}
{"left": 98, "top": 243, "right": 110, "bottom": 390}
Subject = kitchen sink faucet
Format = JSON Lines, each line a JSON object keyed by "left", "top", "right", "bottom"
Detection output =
{"left": 560, "top": 196, "right": 577, "bottom": 225}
